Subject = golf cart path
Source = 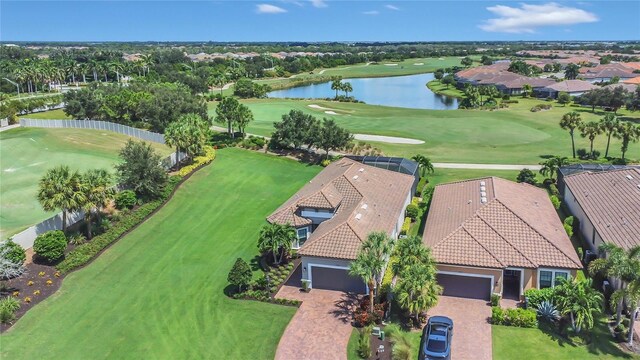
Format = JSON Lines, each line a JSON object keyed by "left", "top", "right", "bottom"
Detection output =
{"left": 210, "top": 126, "right": 541, "bottom": 170}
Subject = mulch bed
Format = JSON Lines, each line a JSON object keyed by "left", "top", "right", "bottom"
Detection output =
{"left": 369, "top": 333, "right": 393, "bottom": 360}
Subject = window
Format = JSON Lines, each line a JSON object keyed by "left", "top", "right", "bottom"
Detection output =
{"left": 539, "top": 269, "right": 570, "bottom": 289}
{"left": 294, "top": 227, "right": 309, "bottom": 249}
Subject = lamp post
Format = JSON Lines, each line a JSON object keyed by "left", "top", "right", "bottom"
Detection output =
{"left": 2, "top": 78, "right": 20, "bottom": 96}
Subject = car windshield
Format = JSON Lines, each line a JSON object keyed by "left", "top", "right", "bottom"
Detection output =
{"left": 427, "top": 339, "right": 447, "bottom": 353}
{"left": 431, "top": 324, "right": 447, "bottom": 336}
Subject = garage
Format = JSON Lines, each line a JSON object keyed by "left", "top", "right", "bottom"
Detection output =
{"left": 310, "top": 266, "right": 367, "bottom": 293}
{"left": 436, "top": 273, "right": 492, "bottom": 300}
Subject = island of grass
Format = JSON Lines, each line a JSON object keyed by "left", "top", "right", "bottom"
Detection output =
{"left": 426, "top": 79, "right": 466, "bottom": 99}
{"left": 0, "top": 127, "right": 172, "bottom": 239}
{"left": 0, "top": 148, "right": 320, "bottom": 359}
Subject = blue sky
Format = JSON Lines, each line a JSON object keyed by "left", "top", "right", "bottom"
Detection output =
{"left": 1, "top": 1, "right": 638, "bottom": 42}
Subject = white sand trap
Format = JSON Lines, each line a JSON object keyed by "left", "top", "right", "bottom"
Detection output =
{"left": 29, "top": 138, "right": 36, "bottom": 142}
{"left": 324, "top": 111, "right": 338, "bottom": 115}
{"left": 4, "top": 168, "right": 17, "bottom": 173}
{"left": 354, "top": 134, "right": 424, "bottom": 144}
{"left": 384, "top": 63, "right": 398, "bottom": 66}
{"left": 308, "top": 104, "right": 331, "bottom": 110}
{"left": 414, "top": 63, "right": 424, "bottom": 65}
{"left": 27, "top": 162, "right": 45, "bottom": 167}
{"left": 438, "top": 58, "right": 445, "bottom": 60}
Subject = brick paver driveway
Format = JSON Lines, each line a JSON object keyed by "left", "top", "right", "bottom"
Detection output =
{"left": 428, "top": 296, "right": 493, "bottom": 360}
{"left": 275, "top": 285, "right": 358, "bottom": 360}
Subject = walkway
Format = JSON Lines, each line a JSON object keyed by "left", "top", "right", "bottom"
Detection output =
{"left": 429, "top": 296, "right": 493, "bottom": 360}
{"left": 275, "top": 285, "right": 358, "bottom": 360}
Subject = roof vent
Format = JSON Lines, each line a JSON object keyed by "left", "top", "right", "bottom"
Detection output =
{"left": 361, "top": 204, "right": 368, "bottom": 210}
{"left": 637, "top": 184, "right": 640, "bottom": 190}
{"left": 353, "top": 175, "right": 359, "bottom": 180}
{"left": 626, "top": 174, "right": 633, "bottom": 180}
{"left": 480, "top": 186, "right": 486, "bottom": 191}
{"left": 480, "top": 181, "right": 486, "bottom": 186}
{"left": 481, "top": 197, "right": 487, "bottom": 203}
{"left": 359, "top": 168, "right": 364, "bottom": 172}
{"left": 355, "top": 213, "right": 362, "bottom": 220}
{"left": 480, "top": 191, "right": 487, "bottom": 197}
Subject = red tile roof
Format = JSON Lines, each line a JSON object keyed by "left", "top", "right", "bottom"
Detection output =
{"left": 423, "top": 177, "right": 581, "bottom": 270}
{"left": 563, "top": 169, "right": 640, "bottom": 250}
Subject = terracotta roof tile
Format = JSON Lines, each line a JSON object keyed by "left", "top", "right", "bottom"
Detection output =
{"left": 564, "top": 169, "right": 640, "bottom": 250}
{"left": 423, "top": 177, "right": 582, "bottom": 270}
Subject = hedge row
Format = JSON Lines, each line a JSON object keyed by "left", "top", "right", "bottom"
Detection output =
{"left": 491, "top": 306, "right": 537, "bottom": 328}
{"left": 56, "top": 176, "right": 183, "bottom": 274}
{"left": 232, "top": 290, "right": 301, "bottom": 307}
{"left": 400, "top": 217, "right": 411, "bottom": 235}
{"left": 176, "top": 146, "right": 216, "bottom": 177}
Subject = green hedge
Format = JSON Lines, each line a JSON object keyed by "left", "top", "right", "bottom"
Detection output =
{"left": 56, "top": 176, "right": 182, "bottom": 274}
{"left": 491, "top": 306, "right": 537, "bottom": 328}
{"left": 524, "top": 287, "right": 555, "bottom": 309}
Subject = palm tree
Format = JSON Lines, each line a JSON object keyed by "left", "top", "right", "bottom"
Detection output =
{"left": 564, "top": 63, "right": 580, "bottom": 80}
{"left": 589, "top": 244, "right": 640, "bottom": 326}
{"left": 614, "top": 122, "right": 640, "bottom": 161}
{"left": 89, "top": 60, "right": 99, "bottom": 82}
{"left": 522, "top": 84, "right": 532, "bottom": 98}
{"left": 65, "top": 60, "right": 80, "bottom": 84}
{"left": 81, "top": 169, "right": 114, "bottom": 239}
{"left": 140, "top": 54, "right": 154, "bottom": 76}
{"left": 554, "top": 277, "right": 603, "bottom": 334}
{"left": 331, "top": 79, "right": 342, "bottom": 98}
{"left": 614, "top": 279, "right": 640, "bottom": 346}
{"left": 110, "top": 61, "right": 124, "bottom": 83}
{"left": 234, "top": 104, "right": 254, "bottom": 138}
{"left": 392, "top": 236, "right": 430, "bottom": 277}
{"left": 599, "top": 114, "right": 619, "bottom": 158}
{"left": 411, "top": 154, "right": 434, "bottom": 177}
{"left": 342, "top": 82, "right": 353, "bottom": 97}
{"left": 257, "top": 223, "right": 296, "bottom": 265}
{"left": 350, "top": 232, "right": 394, "bottom": 311}
{"left": 579, "top": 121, "right": 602, "bottom": 157}
{"left": 395, "top": 266, "right": 441, "bottom": 325}
{"left": 560, "top": 111, "right": 583, "bottom": 158}
{"left": 538, "top": 156, "right": 569, "bottom": 181}
{"left": 37, "top": 166, "right": 87, "bottom": 232}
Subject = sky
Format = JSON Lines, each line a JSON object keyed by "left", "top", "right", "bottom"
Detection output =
{"left": 1, "top": 1, "right": 639, "bottom": 42}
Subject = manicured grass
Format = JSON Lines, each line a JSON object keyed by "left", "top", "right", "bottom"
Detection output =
{"left": 20, "top": 109, "right": 71, "bottom": 119}
{"left": 347, "top": 328, "right": 361, "bottom": 360}
{"left": 1, "top": 148, "right": 321, "bottom": 359}
{"left": 492, "top": 319, "right": 639, "bottom": 360}
{"left": 0, "top": 127, "right": 172, "bottom": 239}
{"left": 219, "top": 98, "right": 640, "bottom": 164}
{"left": 426, "top": 79, "right": 465, "bottom": 98}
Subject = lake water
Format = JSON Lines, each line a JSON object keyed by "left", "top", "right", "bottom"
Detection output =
{"left": 268, "top": 73, "right": 459, "bottom": 110}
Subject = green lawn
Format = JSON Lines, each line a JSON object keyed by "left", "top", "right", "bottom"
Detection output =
{"left": 493, "top": 320, "right": 639, "bottom": 360}
{"left": 20, "top": 108, "right": 71, "bottom": 119}
{"left": 0, "top": 127, "right": 172, "bottom": 239}
{"left": 213, "top": 98, "right": 640, "bottom": 164}
{"left": 1, "top": 148, "right": 321, "bottom": 359}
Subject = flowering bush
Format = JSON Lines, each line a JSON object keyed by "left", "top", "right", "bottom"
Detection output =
{"left": 46, "top": 280, "right": 53, "bottom": 286}
{"left": 27, "top": 281, "right": 34, "bottom": 286}
{"left": 23, "top": 297, "right": 31, "bottom": 303}
{"left": 54, "top": 271, "right": 61, "bottom": 278}
{"left": 33, "top": 290, "right": 41, "bottom": 296}
{"left": 400, "top": 217, "right": 411, "bottom": 235}
{"left": 176, "top": 146, "right": 216, "bottom": 177}
{"left": 38, "top": 271, "right": 45, "bottom": 277}
{"left": 12, "top": 291, "right": 19, "bottom": 297}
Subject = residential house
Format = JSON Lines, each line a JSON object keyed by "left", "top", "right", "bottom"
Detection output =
{"left": 267, "top": 158, "right": 415, "bottom": 293}
{"left": 580, "top": 63, "right": 637, "bottom": 83}
{"left": 561, "top": 168, "right": 640, "bottom": 254}
{"left": 422, "top": 177, "right": 582, "bottom": 301}
{"left": 536, "top": 80, "right": 598, "bottom": 98}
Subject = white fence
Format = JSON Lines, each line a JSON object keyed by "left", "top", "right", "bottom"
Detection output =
{"left": 10, "top": 211, "right": 85, "bottom": 249}
{"left": 20, "top": 118, "right": 166, "bottom": 144}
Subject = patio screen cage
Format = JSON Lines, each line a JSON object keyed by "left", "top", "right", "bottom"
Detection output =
{"left": 345, "top": 156, "right": 420, "bottom": 194}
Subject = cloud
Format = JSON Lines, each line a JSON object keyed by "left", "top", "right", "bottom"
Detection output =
{"left": 310, "top": 0, "right": 327, "bottom": 8}
{"left": 385, "top": 4, "right": 400, "bottom": 11}
{"left": 256, "top": 4, "right": 287, "bottom": 14}
{"left": 363, "top": 10, "right": 379, "bottom": 15}
{"left": 479, "top": 2, "right": 598, "bottom": 33}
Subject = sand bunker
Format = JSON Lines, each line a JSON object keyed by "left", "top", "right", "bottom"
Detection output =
{"left": 354, "top": 134, "right": 424, "bottom": 144}
{"left": 384, "top": 64, "right": 398, "bottom": 66}
{"left": 324, "top": 111, "right": 338, "bottom": 115}
{"left": 414, "top": 63, "right": 424, "bottom": 65}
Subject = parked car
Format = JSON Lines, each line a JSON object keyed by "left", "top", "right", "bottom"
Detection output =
{"left": 420, "top": 316, "right": 453, "bottom": 360}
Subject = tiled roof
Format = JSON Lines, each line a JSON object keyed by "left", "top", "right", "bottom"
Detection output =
{"left": 268, "top": 158, "right": 414, "bottom": 260}
{"left": 542, "top": 80, "right": 598, "bottom": 93}
{"left": 623, "top": 76, "right": 640, "bottom": 85}
{"left": 423, "top": 177, "right": 582, "bottom": 270}
{"left": 563, "top": 169, "right": 640, "bottom": 250}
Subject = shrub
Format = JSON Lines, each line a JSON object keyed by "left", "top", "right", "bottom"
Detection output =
{"left": 492, "top": 306, "right": 506, "bottom": 324}
{"left": 537, "top": 301, "right": 560, "bottom": 323}
{"left": 0, "top": 240, "right": 26, "bottom": 265}
{"left": 67, "top": 233, "right": 87, "bottom": 246}
{"left": 416, "top": 177, "right": 428, "bottom": 196}
{"left": 548, "top": 183, "right": 559, "bottom": 196}
{"left": 0, "top": 296, "right": 20, "bottom": 313}
{"left": 530, "top": 103, "right": 552, "bottom": 112}
{"left": 400, "top": 217, "right": 411, "bottom": 235}
{"left": 320, "top": 159, "right": 331, "bottom": 167}
{"left": 492, "top": 306, "right": 537, "bottom": 327}
{"left": 57, "top": 176, "right": 182, "bottom": 274}
{"left": 176, "top": 146, "right": 216, "bottom": 177}
{"left": 228, "top": 258, "right": 252, "bottom": 293}
{"left": 0, "top": 306, "right": 16, "bottom": 324}
{"left": 564, "top": 216, "right": 574, "bottom": 227}
{"left": 524, "top": 287, "right": 555, "bottom": 309}
{"left": 115, "top": 190, "right": 137, "bottom": 209}
{"left": 564, "top": 223, "right": 574, "bottom": 237}
{"left": 33, "top": 230, "right": 67, "bottom": 262}
{"left": 550, "top": 195, "right": 561, "bottom": 210}
{"left": 405, "top": 204, "right": 419, "bottom": 220}
{"left": 517, "top": 168, "right": 537, "bottom": 185}
{"left": 491, "top": 293, "right": 501, "bottom": 307}
{"left": 357, "top": 325, "right": 372, "bottom": 359}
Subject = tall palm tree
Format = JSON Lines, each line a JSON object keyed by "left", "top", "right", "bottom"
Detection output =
{"left": 614, "top": 279, "right": 640, "bottom": 346}
{"left": 599, "top": 114, "right": 619, "bottom": 158}
{"left": 589, "top": 244, "right": 640, "bottom": 326}
{"left": 89, "top": 59, "right": 99, "bottom": 82}
{"left": 538, "top": 156, "right": 569, "bottom": 181}
{"left": 81, "top": 169, "right": 115, "bottom": 239}
{"left": 110, "top": 61, "right": 124, "bottom": 83}
{"left": 350, "top": 231, "right": 394, "bottom": 310}
{"left": 140, "top": 54, "right": 154, "bottom": 76}
{"left": 560, "top": 111, "right": 583, "bottom": 158}
{"left": 37, "top": 166, "right": 87, "bottom": 232}
{"left": 579, "top": 121, "right": 602, "bottom": 156}
{"left": 522, "top": 84, "right": 532, "bottom": 98}
{"left": 411, "top": 154, "right": 434, "bottom": 177}
{"left": 395, "top": 265, "right": 441, "bottom": 325}
{"left": 342, "top": 82, "right": 353, "bottom": 97}
{"left": 65, "top": 60, "right": 80, "bottom": 84}
{"left": 554, "top": 277, "right": 603, "bottom": 334}
{"left": 392, "top": 236, "right": 431, "bottom": 277}
{"left": 614, "top": 122, "right": 640, "bottom": 161}
{"left": 331, "top": 79, "right": 342, "bottom": 98}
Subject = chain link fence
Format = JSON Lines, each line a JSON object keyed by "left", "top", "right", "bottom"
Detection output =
{"left": 20, "top": 118, "right": 166, "bottom": 144}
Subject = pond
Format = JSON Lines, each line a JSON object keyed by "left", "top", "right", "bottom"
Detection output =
{"left": 268, "top": 73, "right": 459, "bottom": 110}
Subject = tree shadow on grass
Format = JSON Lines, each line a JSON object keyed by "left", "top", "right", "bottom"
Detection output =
{"left": 250, "top": 255, "right": 263, "bottom": 272}
{"left": 539, "top": 154, "right": 556, "bottom": 160}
